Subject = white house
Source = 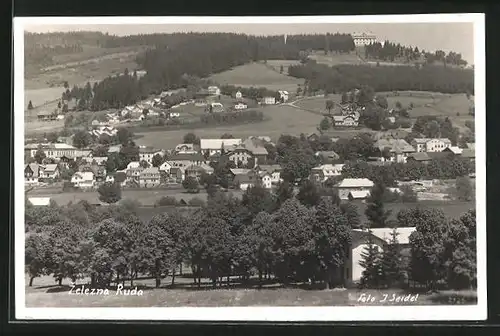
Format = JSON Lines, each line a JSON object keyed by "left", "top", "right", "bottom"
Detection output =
{"left": 71, "top": 172, "right": 95, "bottom": 189}
{"left": 347, "top": 227, "right": 415, "bottom": 286}
{"left": 235, "top": 91, "right": 243, "bottom": 99}
{"left": 234, "top": 103, "right": 248, "bottom": 110}
{"left": 200, "top": 138, "right": 242, "bottom": 156}
{"left": 352, "top": 32, "right": 377, "bottom": 46}
{"left": 336, "top": 178, "right": 374, "bottom": 200}
{"left": 263, "top": 96, "right": 276, "bottom": 105}
{"left": 139, "top": 146, "right": 164, "bottom": 165}
{"left": 259, "top": 172, "right": 273, "bottom": 189}
{"left": 278, "top": 90, "right": 289, "bottom": 102}
{"left": 159, "top": 161, "right": 172, "bottom": 173}
{"left": 40, "top": 164, "right": 59, "bottom": 179}
{"left": 310, "top": 164, "right": 344, "bottom": 183}
{"left": 411, "top": 138, "right": 452, "bottom": 152}
{"left": 127, "top": 161, "right": 141, "bottom": 170}
{"left": 255, "top": 164, "right": 282, "bottom": 184}
{"left": 208, "top": 86, "right": 221, "bottom": 96}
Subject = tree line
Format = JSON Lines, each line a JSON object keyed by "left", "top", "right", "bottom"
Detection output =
{"left": 363, "top": 41, "right": 468, "bottom": 67}
{"left": 25, "top": 184, "right": 476, "bottom": 291}
{"left": 288, "top": 62, "right": 474, "bottom": 95}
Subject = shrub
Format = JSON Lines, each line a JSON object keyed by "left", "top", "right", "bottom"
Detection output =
{"left": 155, "top": 196, "right": 178, "bottom": 207}
{"left": 188, "top": 197, "right": 205, "bottom": 207}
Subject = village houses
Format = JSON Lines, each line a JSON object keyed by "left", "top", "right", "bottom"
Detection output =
{"left": 165, "top": 153, "right": 206, "bottom": 170}
{"left": 374, "top": 138, "right": 415, "bottom": 163}
{"left": 255, "top": 164, "right": 282, "bottom": 185}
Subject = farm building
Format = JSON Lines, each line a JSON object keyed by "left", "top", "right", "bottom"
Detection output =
{"left": 234, "top": 103, "right": 247, "bottom": 110}
{"left": 336, "top": 178, "right": 374, "bottom": 200}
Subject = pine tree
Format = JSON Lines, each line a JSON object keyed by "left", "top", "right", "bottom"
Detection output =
{"left": 380, "top": 227, "right": 405, "bottom": 288}
{"left": 365, "top": 182, "right": 392, "bottom": 228}
{"left": 359, "top": 230, "right": 382, "bottom": 288}
{"left": 27, "top": 100, "right": 34, "bottom": 110}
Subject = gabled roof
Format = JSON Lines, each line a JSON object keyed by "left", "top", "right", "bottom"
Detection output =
{"left": 43, "top": 164, "right": 58, "bottom": 172}
{"left": 139, "top": 146, "right": 161, "bottom": 154}
{"left": 337, "top": 178, "right": 374, "bottom": 188}
{"left": 28, "top": 197, "right": 51, "bottom": 206}
{"left": 140, "top": 167, "right": 160, "bottom": 176}
{"left": 256, "top": 164, "right": 282, "bottom": 174}
{"left": 230, "top": 168, "right": 251, "bottom": 176}
{"left": 374, "top": 138, "right": 415, "bottom": 153}
{"left": 349, "top": 190, "right": 370, "bottom": 199}
{"left": 408, "top": 152, "right": 431, "bottom": 161}
{"left": 168, "top": 153, "right": 205, "bottom": 162}
{"left": 352, "top": 227, "right": 416, "bottom": 245}
{"left": 25, "top": 163, "right": 39, "bottom": 176}
{"left": 72, "top": 171, "right": 95, "bottom": 181}
{"left": 444, "top": 146, "right": 462, "bottom": 155}
{"left": 315, "top": 151, "right": 340, "bottom": 159}
{"left": 200, "top": 138, "right": 242, "bottom": 150}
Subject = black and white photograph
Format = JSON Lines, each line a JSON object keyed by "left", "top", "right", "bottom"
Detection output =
{"left": 14, "top": 14, "right": 486, "bottom": 321}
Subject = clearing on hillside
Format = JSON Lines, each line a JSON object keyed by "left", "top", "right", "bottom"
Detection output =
{"left": 209, "top": 62, "right": 302, "bottom": 92}
{"left": 308, "top": 51, "right": 366, "bottom": 66}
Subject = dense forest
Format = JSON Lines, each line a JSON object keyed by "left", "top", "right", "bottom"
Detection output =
{"left": 288, "top": 62, "right": 474, "bottom": 95}
{"left": 364, "top": 41, "right": 468, "bottom": 67}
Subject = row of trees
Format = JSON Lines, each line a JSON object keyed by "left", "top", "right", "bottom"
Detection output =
{"left": 288, "top": 62, "right": 474, "bottom": 95}
{"left": 364, "top": 41, "right": 422, "bottom": 62}
{"left": 340, "top": 157, "right": 474, "bottom": 187}
{"left": 26, "top": 182, "right": 476, "bottom": 291}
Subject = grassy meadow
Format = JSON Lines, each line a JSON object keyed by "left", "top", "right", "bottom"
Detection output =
{"left": 209, "top": 62, "right": 302, "bottom": 92}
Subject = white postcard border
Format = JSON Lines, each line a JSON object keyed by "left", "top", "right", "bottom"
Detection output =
{"left": 14, "top": 14, "right": 486, "bottom": 321}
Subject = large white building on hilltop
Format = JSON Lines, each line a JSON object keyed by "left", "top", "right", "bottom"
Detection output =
{"left": 352, "top": 32, "right": 377, "bottom": 46}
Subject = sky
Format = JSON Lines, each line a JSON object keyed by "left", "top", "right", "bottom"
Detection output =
{"left": 24, "top": 21, "right": 475, "bottom": 63}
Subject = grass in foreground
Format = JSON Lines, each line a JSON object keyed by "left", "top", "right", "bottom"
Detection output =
{"left": 25, "top": 275, "right": 477, "bottom": 308}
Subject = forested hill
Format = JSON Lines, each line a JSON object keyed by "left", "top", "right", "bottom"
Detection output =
{"left": 288, "top": 62, "right": 474, "bottom": 95}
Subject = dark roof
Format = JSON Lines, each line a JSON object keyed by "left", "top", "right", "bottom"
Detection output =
{"left": 169, "top": 153, "right": 205, "bottom": 162}
{"left": 408, "top": 152, "right": 431, "bottom": 161}
{"left": 234, "top": 174, "right": 257, "bottom": 184}
{"left": 427, "top": 152, "right": 451, "bottom": 160}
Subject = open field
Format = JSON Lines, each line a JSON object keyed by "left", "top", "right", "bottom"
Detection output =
{"left": 26, "top": 189, "right": 243, "bottom": 207}
{"left": 209, "top": 62, "right": 302, "bottom": 92}
{"left": 264, "top": 59, "right": 302, "bottom": 75}
{"left": 24, "top": 120, "right": 65, "bottom": 134}
{"left": 134, "top": 104, "right": 323, "bottom": 149}
{"left": 308, "top": 51, "right": 366, "bottom": 66}
{"left": 25, "top": 274, "right": 476, "bottom": 307}
{"left": 294, "top": 95, "right": 342, "bottom": 114}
